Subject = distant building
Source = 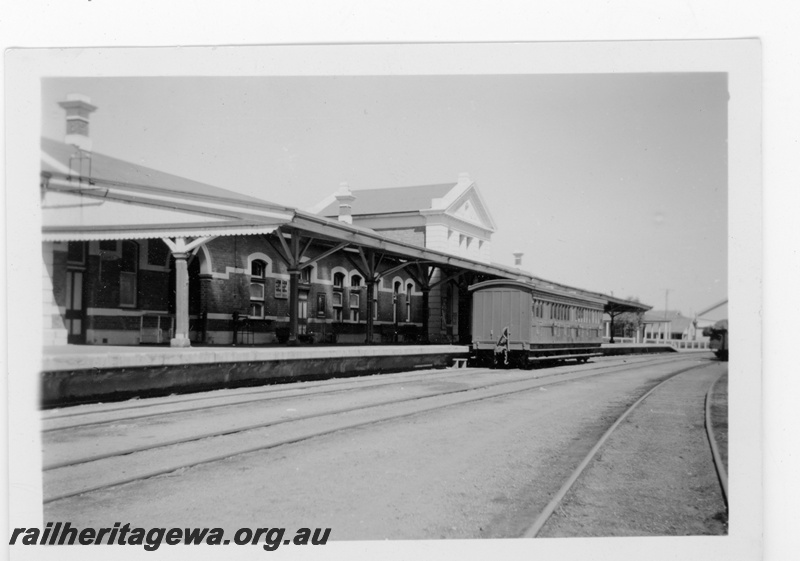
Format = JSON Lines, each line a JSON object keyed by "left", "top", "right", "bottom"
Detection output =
{"left": 642, "top": 310, "right": 695, "bottom": 341}
{"left": 310, "top": 174, "right": 498, "bottom": 342}
{"left": 309, "top": 173, "right": 496, "bottom": 264}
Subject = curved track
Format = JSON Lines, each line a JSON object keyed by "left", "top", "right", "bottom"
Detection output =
{"left": 523, "top": 362, "right": 728, "bottom": 537}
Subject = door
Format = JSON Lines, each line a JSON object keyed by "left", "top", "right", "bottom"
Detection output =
{"left": 298, "top": 291, "right": 309, "bottom": 335}
{"left": 65, "top": 269, "right": 86, "bottom": 344}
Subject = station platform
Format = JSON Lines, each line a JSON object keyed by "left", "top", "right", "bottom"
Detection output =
{"left": 601, "top": 342, "right": 708, "bottom": 355}
{"left": 40, "top": 342, "right": 693, "bottom": 408}
{"left": 41, "top": 344, "right": 469, "bottom": 408}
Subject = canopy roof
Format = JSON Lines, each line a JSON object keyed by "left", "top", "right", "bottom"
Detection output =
{"left": 41, "top": 137, "right": 294, "bottom": 240}
{"left": 601, "top": 295, "right": 653, "bottom": 315}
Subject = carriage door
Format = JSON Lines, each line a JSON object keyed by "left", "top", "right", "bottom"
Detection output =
{"left": 65, "top": 241, "right": 87, "bottom": 344}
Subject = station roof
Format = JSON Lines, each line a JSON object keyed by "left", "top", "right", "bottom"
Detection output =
{"left": 41, "top": 137, "right": 294, "bottom": 241}
{"left": 601, "top": 295, "right": 653, "bottom": 315}
{"left": 313, "top": 183, "right": 455, "bottom": 217}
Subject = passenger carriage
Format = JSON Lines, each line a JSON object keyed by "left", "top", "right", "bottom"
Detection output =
{"left": 469, "top": 279, "right": 606, "bottom": 368}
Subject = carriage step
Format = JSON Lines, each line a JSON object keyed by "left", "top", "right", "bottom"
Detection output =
{"left": 451, "top": 358, "right": 469, "bottom": 369}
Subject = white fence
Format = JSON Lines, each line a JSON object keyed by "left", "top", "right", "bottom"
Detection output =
{"left": 604, "top": 337, "right": 709, "bottom": 351}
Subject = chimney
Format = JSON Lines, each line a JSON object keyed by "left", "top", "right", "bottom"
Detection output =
{"left": 335, "top": 182, "right": 356, "bottom": 224}
{"left": 512, "top": 251, "right": 524, "bottom": 267}
{"left": 59, "top": 94, "right": 97, "bottom": 152}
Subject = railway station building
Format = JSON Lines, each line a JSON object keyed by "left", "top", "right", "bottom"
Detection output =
{"left": 41, "top": 95, "right": 648, "bottom": 349}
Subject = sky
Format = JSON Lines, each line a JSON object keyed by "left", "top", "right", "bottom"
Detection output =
{"left": 42, "top": 73, "right": 728, "bottom": 317}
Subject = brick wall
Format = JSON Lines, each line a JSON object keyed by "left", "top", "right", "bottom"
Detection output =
{"left": 46, "top": 233, "right": 431, "bottom": 346}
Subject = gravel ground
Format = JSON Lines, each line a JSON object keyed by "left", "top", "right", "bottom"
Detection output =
{"left": 44, "top": 355, "right": 722, "bottom": 540}
{"left": 538, "top": 361, "right": 728, "bottom": 537}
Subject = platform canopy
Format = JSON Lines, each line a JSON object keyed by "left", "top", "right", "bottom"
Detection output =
{"left": 601, "top": 295, "right": 653, "bottom": 316}
{"left": 41, "top": 137, "right": 295, "bottom": 241}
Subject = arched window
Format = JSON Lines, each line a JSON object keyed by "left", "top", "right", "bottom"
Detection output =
{"left": 348, "top": 273, "right": 362, "bottom": 321}
{"left": 406, "top": 282, "right": 413, "bottom": 322}
{"left": 249, "top": 259, "right": 267, "bottom": 317}
{"left": 332, "top": 270, "right": 346, "bottom": 322}
{"left": 393, "top": 281, "right": 402, "bottom": 323}
{"left": 120, "top": 241, "right": 138, "bottom": 307}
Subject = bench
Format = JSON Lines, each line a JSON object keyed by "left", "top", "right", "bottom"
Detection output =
{"left": 452, "top": 358, "right": 469, "bottom": 369}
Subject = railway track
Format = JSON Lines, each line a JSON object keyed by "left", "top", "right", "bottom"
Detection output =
{"left": 43, "top": 354, "right": 706, "bottom": 506}
{"left": 523, "top": 362, "right": 729, "bottom": 537}
{"left": 43, "top": 353, "right": 683, "bottom": 432}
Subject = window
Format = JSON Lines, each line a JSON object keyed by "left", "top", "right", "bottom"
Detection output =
{"left": 333, "top": 272, "right": 345, "bottom": 289}
{"left": 393, "top": 281, "right": 402, "bottom": 323}
{"left": 249, "top": 259, "right": 267, "bottom": 317}
{"left": 67, "top": 241, "right": 86, "bottom": 265}
{"left": 316, "top": 293, "right": 327, "bottom": 318}
{"left": 147, "top": 239, "right": 170, "bottom": 267}
{"left": 298, "top": 291, "right": 308, "bottom": 319}
{"left": 349, "top": 291, "right": 360, "bottom": 322}
{"left": 332, "top": 291, "right": 343, "bottom": 321}
{"left": 120, "top": 241, "right": 138, "bottom": 307}
{"left": 275, "top": 278, "right": 289, "bottom": 299}
{"left": 99, "top": 240, "right": 117, "bottom": 252}
{"left": 406, "top": 282, "right": 413, "bottom": 321}
{"left": 300, "top": 267, "right": 312, "bottom": 284}
{"left": 249, "top": 301, "right": 264, "bottom": 317}
{"left": 350, "top": 274, "right": 362, "bottom": 288}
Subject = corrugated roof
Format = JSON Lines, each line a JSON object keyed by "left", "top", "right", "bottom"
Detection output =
{"left": 41, "top": 137, "right": 284, "bottom": 209}
{"left": 316, "top": 183, "right": 456, "bottom": 217}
